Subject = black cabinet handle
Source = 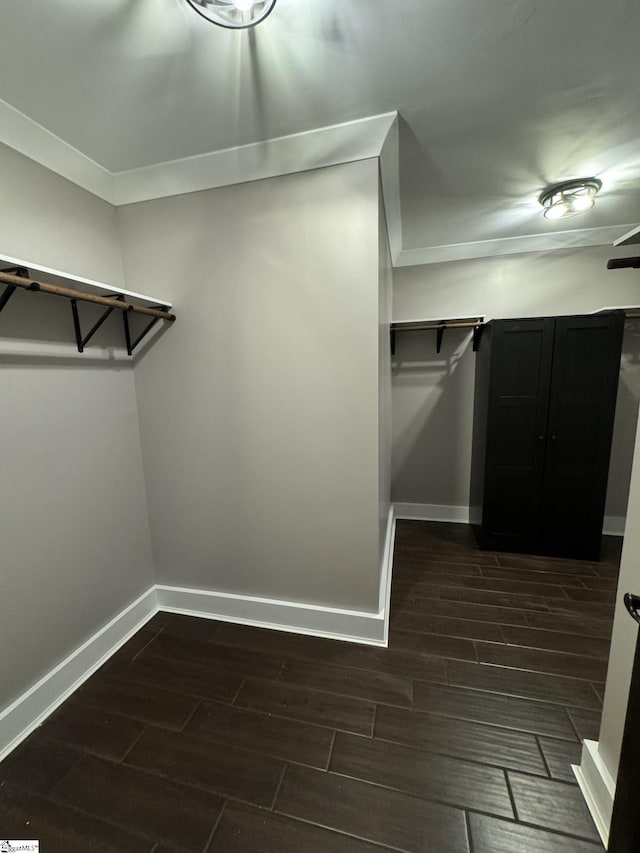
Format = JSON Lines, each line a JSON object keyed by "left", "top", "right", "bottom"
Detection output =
{"left": 537, "top": 435, "right": 545, "bottom": 441}
{"left": 550, "top": 435, "right": 557, "bottom": 441}
{"left": 624, "top": 593, "right": 640, "bottom": 625}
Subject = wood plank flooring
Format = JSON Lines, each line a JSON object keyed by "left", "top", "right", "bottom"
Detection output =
{"left": 0, "top": 521, "right": 620, "bottom": 852}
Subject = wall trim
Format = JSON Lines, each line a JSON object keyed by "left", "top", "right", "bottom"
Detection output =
{"left": 395, "top": 224, "right": 638, "bottom": 267}
{"left": 0, "top": 98, "right": 396, "bottom": 207}
{"left": 573, "top": 739, "right": 616, "bottom": 847}
{"left": 113, "top": 113, "right": 397, "bottom": 206}
{"left": 394, "top": 502, "right": 470, "bottom": 524}
{"left": 0, "top": 587, "right": 158, "bottom": 764}
{"left": 155, "top": 584, "right": 387, "bottom": 648}
{"left": 378, "top": 506, "right": 396, "bottom": 644}
{"left": 0, "top": 96, "right": 115, "bottom": 202}
{"left": 395, "top": 502, "right": 625, "bottom": 536}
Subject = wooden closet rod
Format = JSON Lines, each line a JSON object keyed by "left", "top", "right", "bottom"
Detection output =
{"left": 0, "top": 270, "right": 176, "bottom": 322}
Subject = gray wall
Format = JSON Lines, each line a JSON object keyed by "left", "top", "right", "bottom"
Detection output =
{"left": 392, "top": 246, "right": 640, "bottom": 521}
{"left": 119, "top": 159, "right": 386, "bottom": 613}
{"left": 0, "top": 145, "right": 154, "bottom": 711}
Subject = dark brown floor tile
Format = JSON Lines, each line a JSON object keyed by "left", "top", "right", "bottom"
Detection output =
{"left": 525, "top": 612, "right": 613, "bottom": 639}
{"left": 157, "top": 612, "right": 220, "bottom": 641}
{"left": 275, "top": 764, "right": 469, "bottom": 853}
{"left": 280, "top": 660, "right": 415, "bottom": 706}
{"left": 539, "top": 737, "right": 583, "bottom": 783}
{"left": 568, "top": 707, "right": 602, "bottom": 741}
{"left": 97, "top": 628, "right": 158, "bottom": 677}
{"left": 508, "top": 771, "right": 600, "bottom": 841}
{"left": 0, "top": 785, "right": 152, "bottom": 852}
{"left": 434, "top": 585, "right": 552, "bottom": 612}
{"left": 580, "top": 577, "right": 619, "bottom": 591}
{"left": 562, "top": 587, "right": 617, "bottom": 603}
{"left": 495, "top": 554, "right": 594, "bottom": 573}
{"left": 330, "top": 731, "right": 514, "bottom": 817}
{"left": 0, "top": 733, "right": 81, "bottom": 795}
{"left": 38, "top": 700, "right": 145, "bottom": 761}
{"left": 394, "top": 559, "right": 483, "bottom": 577}
{"left": 448, "top": 660, "right": 602, "bottom": 708}
{"left": 317, "top": 642, "right": 455, "bottom": 680}
{"left": 387, "top": 629, "right": 478, "bottom": 663}
{"left": 402, "top": 549, "right": 500, "bottom": 567}
{"left": 236, "top": 677, "right": 374, "bottom": 736}
{"left": 412, "top": 682, "right": 577, "bottom": 740}
{"left": 123, "top": 653, "right": 243, "bottom": 703}
{"left": 591, "top": 683, "right": 605, "bottom": 703}
{"left": 185, "top": 700, "right": 334, "bottom": 768}
{"left": 375, "top": 704, "right": 546, "bottom": 774}
{"left": 500, "top": 625, "right": 610, "bottom": 659}
{"left": 210, "top": 623, "right": 346, "bottom": 663}
{"left": 390, "top": 609, "right": 504, "bottom": 642}
{"left": 468, "top": 576, "right": 574, "bottom": 596}
{"left": 77, "top": 674, "right": 201, "bottom": 730}
{"left": 125, "top": 726, "right": 284, "bottom": 807}
{"left": 469, "top": 812, "right": 603, "bottom": 852}
{"left": 475, "top": 641, "right": 609, "bottom": 682}
{"left": 54, "top": 754, "right": 224, "bottom": 851}
{"left": 482, "top": 566, "right": 595, "bottom": 586}
{"left": 141, "top": 633, "right": 284, "bottom": 681}
{"left": 408, "top": 595, "right": 529, "bottom": 626}
{"left": 210, "top": 801, "right": 394, "bottom": 852}
{"left": 543, "top": 597, "right": 615, "bottom": 618}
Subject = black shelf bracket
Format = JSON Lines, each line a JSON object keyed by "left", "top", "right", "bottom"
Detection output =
{"left": 0, "top": 267, "right": 175, "bottom": 356}
{"left": 391, "top": 316, "right": 485, "bottom": 356}
{"left": 70, "top": 294, "right": 126, "bottom": 353}
{"left": 0, "top": 266, "right": 31, "bottom": 314}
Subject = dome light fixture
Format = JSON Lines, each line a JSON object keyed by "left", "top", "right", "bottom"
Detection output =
{"left": 184, "top": 0, "right": 277, "bottom": 29}
{"left": 539, "top": 178, "right": 603, "bottom": 221}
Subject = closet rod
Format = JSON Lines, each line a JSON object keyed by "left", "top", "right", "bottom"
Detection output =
{"left": 394, "top": 320, "right": 482, "bottom": 331}
{"left": 0, "top": 270, "right": 176, "bottom": 322}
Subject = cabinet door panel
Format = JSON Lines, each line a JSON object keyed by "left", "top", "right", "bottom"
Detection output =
{"left": 541, "top": 313, "right": 624, "bottom": 557}
{"left": 483, "top": 319, "right": 555, "bottom": 546}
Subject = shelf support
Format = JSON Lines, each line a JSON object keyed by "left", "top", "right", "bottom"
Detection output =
{"left": 436, "top": 325, "right": 445, "bottom": 354}
{"left": 0, "top": 267, "right": 175, "bottom": 357}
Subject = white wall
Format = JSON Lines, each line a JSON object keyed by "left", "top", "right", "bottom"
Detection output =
{"left": 392, "top": 245, "right": 640, "bottom": 522}
{"left": 119, "top": 159, "right": 386, "bottom": 613}
{"left": 0, "top": 144, "right": 154, "bottom": 711}
{"left": 598, "top": 412, "right": 640, "bottom": 782}
{"left": 378, "top": 181, "right": 393, "bottom": 570}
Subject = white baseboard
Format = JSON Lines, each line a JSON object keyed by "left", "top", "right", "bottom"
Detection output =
{"left": 573, "top": 739, "right": 616, "bottom": 847}
{"left": 395, "top": 502, "right": 626, "bottom": 536}
{"left": 603, "top": 515, "right": 626, "bottom": 537}
{"left": 156, "top": 584, "right": 387, "bottom": 647}
{"left": 0, "top": 587, "right": 158, "bottom": 763}
{"left": 1, "top": 520, "right": 397, "bottom": 765}
{"left": 393, "top": 502, "right": 470, "bottom": 524}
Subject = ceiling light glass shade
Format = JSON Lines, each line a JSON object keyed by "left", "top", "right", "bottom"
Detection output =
{"left": 184, "top": 0, "right": 277, "bottom": 28}
{"left": 539, "top": 178, "right": 602, "bottom": 220}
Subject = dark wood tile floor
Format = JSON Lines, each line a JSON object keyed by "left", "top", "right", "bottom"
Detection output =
{"left": 0, "top": 521, "right": 621, "bottom": 852}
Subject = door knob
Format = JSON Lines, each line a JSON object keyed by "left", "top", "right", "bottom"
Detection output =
{"left": 624, "top": 593, "right": 640, "bottom": 625}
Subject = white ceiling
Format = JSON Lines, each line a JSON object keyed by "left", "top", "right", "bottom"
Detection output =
{"left": 1, "top": 0, "right": 639, "bottom": 257}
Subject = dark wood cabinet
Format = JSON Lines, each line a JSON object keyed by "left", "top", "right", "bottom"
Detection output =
{"left": 470, "top": 312, "right": 624, "bottom": 560}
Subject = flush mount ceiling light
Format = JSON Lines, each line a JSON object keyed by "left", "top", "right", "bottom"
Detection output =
{"left": 184, "top": 0, "right": 277, "bottom": 28}
{"left": 538, "top": 178, "right": 603, "bottom": 221}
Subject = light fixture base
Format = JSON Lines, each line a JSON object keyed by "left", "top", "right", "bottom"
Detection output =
{"left": 539, "top": 178, "right": 602, "bottom": 221}
{"left": 184, "top": 0, "right": 277, "bottom": 29}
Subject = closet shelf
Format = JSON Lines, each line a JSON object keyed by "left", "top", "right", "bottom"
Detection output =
{"left": 391, "top": 316, "right": 485, "bottom": 355}
{"left": 0, "top": 266, "right": 176, "bottom": 356}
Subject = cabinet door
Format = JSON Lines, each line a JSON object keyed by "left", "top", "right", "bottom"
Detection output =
{"left": 541, "top": 313, "right": 624, "bottom": 558}
{"left": 483, "top": 319, "right": 555, "bottom": 548}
